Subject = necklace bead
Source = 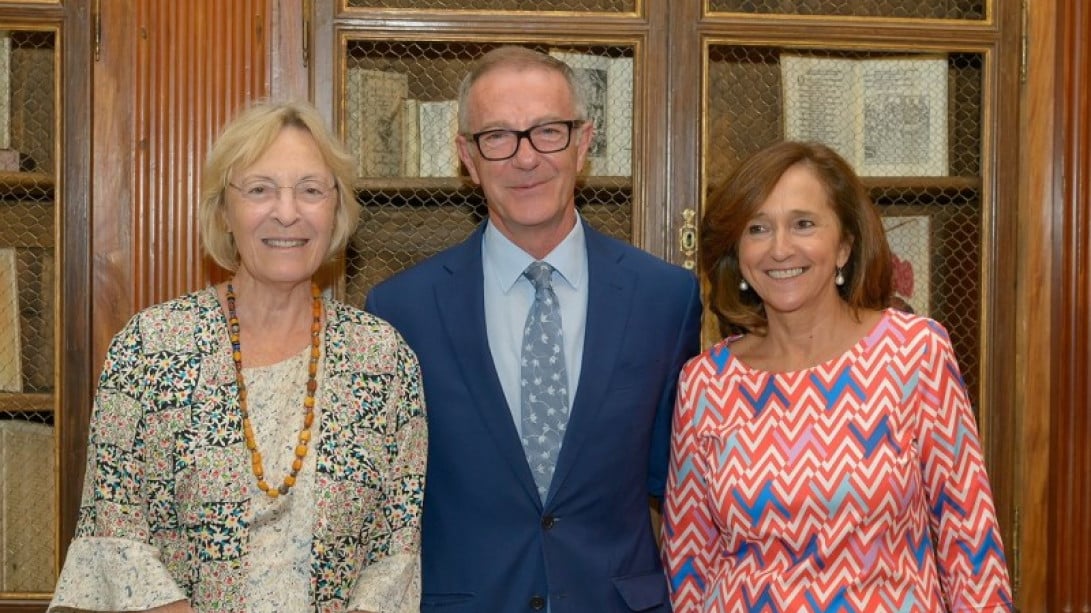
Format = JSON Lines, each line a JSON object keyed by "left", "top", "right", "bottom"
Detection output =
{"left": 227, "top": 281, "right": 322, "bottom": 499}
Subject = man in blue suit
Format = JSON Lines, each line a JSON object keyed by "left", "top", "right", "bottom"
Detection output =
{"left": 365, "top": 46, "right": 701, "bottom": 612}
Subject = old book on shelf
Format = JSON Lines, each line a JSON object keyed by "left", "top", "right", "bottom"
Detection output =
{"left": 0, "top": 32, "right": 9, "bottom": 151}
{"left": 883, "top": 215, "right": 931, "bottom": 316}
{"left": 345, "top": 67, "right": 409, "bottom": 178}
{"left": 604, "top": 56, "right": 633, "bottom": 178}
{"left": 401, "top": 98, "right": 421, "bottom": 178}
{"left": 9, "top": 37, "right": 53, "bottom": 172}
{"left": 549, "top": 50, "right": 633, "bottom": 177}
{"left": 24, "top": 250, "right": 53, "bottom": 391}
{"left": 418, "top": 100, "right": 460, "bottom": 178}
{"left": 0, "top": 149, "right": 18, "bottom": 171}
{"left": 0, "top": 32, "right": 16, "bottom": 172}
{"left": 0, "top": 420, "right": 55, "bottom": 592}
{"left": 0, "top": 247, "right": 21, "bottom": 392}
{"left": 781, "top": 54, "right": 949, "bottom": 177}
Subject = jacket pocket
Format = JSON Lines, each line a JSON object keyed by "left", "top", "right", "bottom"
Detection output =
{"left": 420, "top": 592, "right": 476, "bottom": 609}
{"left": 612, "top": 570, "right": 669, "bottom": 611}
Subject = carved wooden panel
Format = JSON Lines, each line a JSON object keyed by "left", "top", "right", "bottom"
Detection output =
{"left": 92, "top": 0, "right": 269, "bottom": 370}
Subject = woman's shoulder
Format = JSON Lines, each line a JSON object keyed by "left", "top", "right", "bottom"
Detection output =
{"left": 118, "top": 287, "right": 221, "bottom": 341}
{"left": 325, "top": 298, "right": 399, "bottom": 334}
{"left": 324, "top": 298, "right": 417, "bottom": 372}
{"left": 101, "top": 288, "right": 222, "bottom": 367}
{"left": 881, "top": 307, "right": 952, "bottom": 342}
{"left": 683, "top": 334, "right": 747, "bottom": 377}
{"left": 866, "top": 308, "right": 961, "bottom": 372}
{"left": 133, "top": 287, "right": 219, "bottom": 321}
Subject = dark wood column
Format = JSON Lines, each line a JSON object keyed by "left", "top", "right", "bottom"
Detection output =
{"left": 1051, "top": 0, "right": 1091, "bottom": 610}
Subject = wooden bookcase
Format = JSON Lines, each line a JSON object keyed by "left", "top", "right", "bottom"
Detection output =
{"left": 5, "top": 0, "right": 1041, "bottom": 610}
{"left": 314, "top": 1, "right": 1015, "bottom": 429}
{"left": 0, "top": 1, "right": 92, "bottom": 610}
{"left": 0, "top": 25, "right": 57, "bottom": 605}
{"left": 313, "top": 0, "right": 1021, "bottom": 596}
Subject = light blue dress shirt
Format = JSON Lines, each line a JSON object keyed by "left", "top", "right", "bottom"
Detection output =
{"left": 482, "top": 217, "right": 588, "bottom": 438}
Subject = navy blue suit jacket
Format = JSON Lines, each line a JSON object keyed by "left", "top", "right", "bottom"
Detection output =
{"left": 365, "top": 221, "right": 702, "bottom": 612}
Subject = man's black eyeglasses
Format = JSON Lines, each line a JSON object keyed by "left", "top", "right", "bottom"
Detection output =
{"left": 470, "top": 120, "right": 584, "bottom": 161}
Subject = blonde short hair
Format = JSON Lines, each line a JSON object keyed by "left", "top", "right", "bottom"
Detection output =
{"left": 199, "top": 100, "right": 359, "bottom": 271}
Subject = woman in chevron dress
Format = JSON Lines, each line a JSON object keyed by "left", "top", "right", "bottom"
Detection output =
{"left": 661, "top": 141, "right": 1013, "bottom": 612}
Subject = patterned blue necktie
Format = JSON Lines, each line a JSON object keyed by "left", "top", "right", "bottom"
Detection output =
{"left": 520, "top": 261, "right": 570, "bottom": 501}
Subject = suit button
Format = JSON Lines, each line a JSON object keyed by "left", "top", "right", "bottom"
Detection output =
{"left": 529, "top": 595, "right": 546, "bottom": 610}
{"left": 541, "top": 514, "right": 555, "bottom": 529}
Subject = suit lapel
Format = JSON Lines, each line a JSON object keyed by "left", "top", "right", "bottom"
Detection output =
{"left": 435, "top": 228, "right": 541, "bottom": 504}
{"left": 547, "top": 224, "right": 636, "bottom": 502}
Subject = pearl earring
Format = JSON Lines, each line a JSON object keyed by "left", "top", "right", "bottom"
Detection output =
{"left": 739, "top": 279, "right": 749, "bottom": 291}
{"left": 835, "top": 267, "right": 845, "bottom": 286}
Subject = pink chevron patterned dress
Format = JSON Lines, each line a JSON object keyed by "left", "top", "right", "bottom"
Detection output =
{"left": 662, "top": 309, "right": 1013, "bottom": 612}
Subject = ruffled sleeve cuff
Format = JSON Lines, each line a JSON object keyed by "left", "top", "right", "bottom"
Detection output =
{"left": 346, "top": 552, "right": 421, "bottom": 613}
{"left": 48, "top": 536, "right": 188, "bottom": 612}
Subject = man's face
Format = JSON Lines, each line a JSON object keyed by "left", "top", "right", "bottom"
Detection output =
{"left": 456, "top": 64, "right": 593, "bottom": 258}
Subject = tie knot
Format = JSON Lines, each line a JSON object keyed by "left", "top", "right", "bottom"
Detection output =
{"left": 524, "top": 261, "right": 555, "bottom": 291}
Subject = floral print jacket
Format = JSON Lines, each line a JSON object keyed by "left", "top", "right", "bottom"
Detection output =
{"left": 49, "top": 288, "right": 426, "bottom": 612}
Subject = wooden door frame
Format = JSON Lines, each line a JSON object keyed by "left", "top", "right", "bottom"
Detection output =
{"left": 1045, "top": 1, "right": 1091, "bottom": 610}
{"left": 58, "top": 0, "right": 94, "bottom": 573}
{"left": 1015, "top": 1, "right": 1055, "bottom": 609}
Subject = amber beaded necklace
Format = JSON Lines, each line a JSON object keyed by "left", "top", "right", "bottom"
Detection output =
{"left": 226, "top": 282, "right": 323, "bottom": 499}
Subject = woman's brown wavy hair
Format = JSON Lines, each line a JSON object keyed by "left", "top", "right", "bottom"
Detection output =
{"left": 701, "top": 141, "right": 893, "bottom": 337}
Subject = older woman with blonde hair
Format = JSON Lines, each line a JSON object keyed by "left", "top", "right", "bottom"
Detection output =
{"left": 50, "top": 100, "right": 425, "bottom": 613}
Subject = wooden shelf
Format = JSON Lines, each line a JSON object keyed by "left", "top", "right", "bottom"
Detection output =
{"left": 0, "top": 393, "right": 53, "bottom": 413}
{"left": 354, "top": 175, "right": 632, "bottom": 193}
{"left": 861, "top": 175, "right": 979, "bottom": 190}
{"left": 0, "top": 172, "right": 54, "bottom": 198}
{"left": 355, "top": 177, "right": 473, "bottom": 193}
{"left": 864, "top": 176, "right": 981, "bottom": 205}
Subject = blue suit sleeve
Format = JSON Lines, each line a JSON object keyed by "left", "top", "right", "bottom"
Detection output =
{"left": 647, "top": 273, "right": 703, "bottom": 498}
{"left": 364, "top": 287, "right": 384, "bottom": 319}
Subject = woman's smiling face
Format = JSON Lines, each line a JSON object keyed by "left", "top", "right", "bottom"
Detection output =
{"left": 737, "top": 162, "right": 851, "bottom": 317}
{"left": 223, "top": 126, "right": 337, "bottom": 288}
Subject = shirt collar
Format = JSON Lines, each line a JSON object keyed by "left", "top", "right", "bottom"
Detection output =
{"left": 483, "top": 214, "right": 586, "bottom": 293}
